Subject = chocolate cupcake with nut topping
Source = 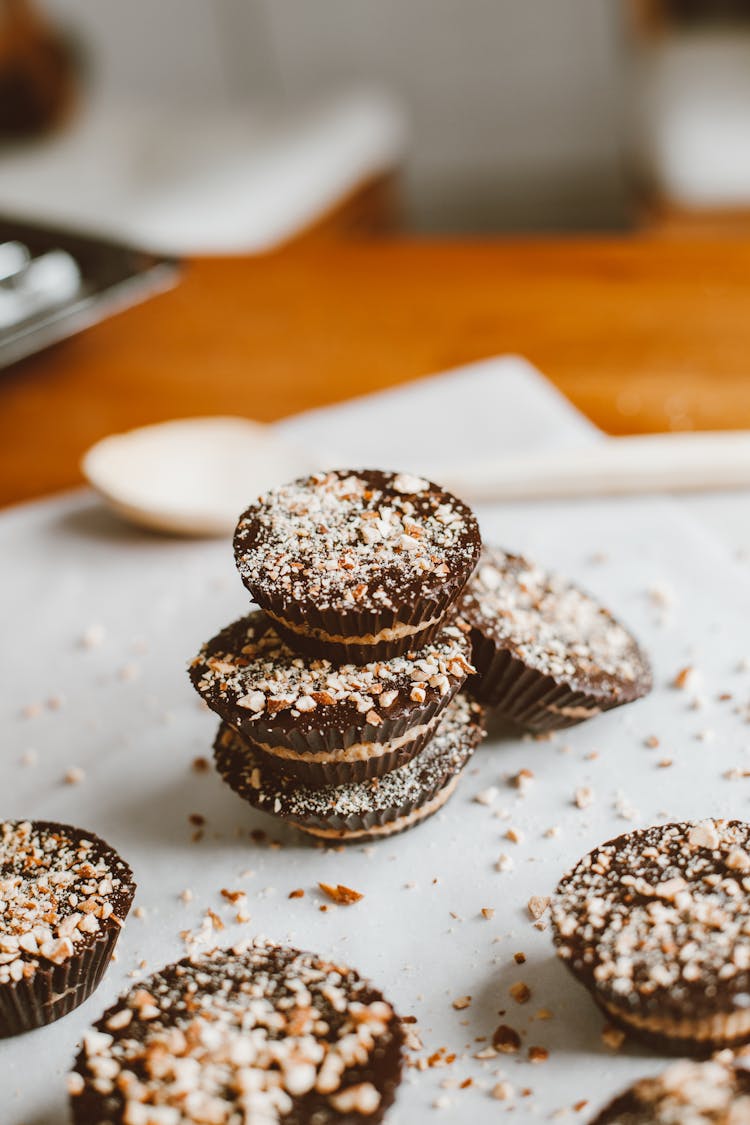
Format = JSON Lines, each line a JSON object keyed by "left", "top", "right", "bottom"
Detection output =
{"left": 189, "top": 610, "right": 474, "bottom": 787}
{"left": 590, "top": 1058, "right": 750, "bottom": 1124}
{"left": 551, "top": 820, "right": 750, "bottom": 1056}
{"left": 0, "top": 820, "right": 134, "bottom": 1036}
{"left": 459, "top": 547, "right": 651, "bottom": 732}
{"left": 233, "top": 469, "right": 481, "bottom": 664}
{"left": 69, "top": 939, "right": 405, "bottom": 1125}
{"left": 214, "top": 692, "right": 485, "bottom": 842}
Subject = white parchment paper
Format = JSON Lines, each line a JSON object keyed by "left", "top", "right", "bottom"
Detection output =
{"left": 4, "top": 356, "right": 750, "bottom": 1124}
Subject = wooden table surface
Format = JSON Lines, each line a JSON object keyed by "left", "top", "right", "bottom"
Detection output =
{"left": 3, "top": 233, "right": 750, "bottom": 508}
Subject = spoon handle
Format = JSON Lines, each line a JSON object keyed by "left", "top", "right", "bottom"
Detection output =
{"left": 442, "top": 431, "right": 750, "bottom": 501}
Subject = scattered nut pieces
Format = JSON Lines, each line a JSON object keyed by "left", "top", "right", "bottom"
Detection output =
{"left": 493, "top": 1024, "right": 521, "bottom": 1053}
{"left": 79, "top": 623, "right": 106, "bottom": 649}
{"left": 574, "top": 786, "right": 594, "bottom": 809}
{"left": 474, "top": 786, "right": 499, "bottom": 806}
{"left": 452, "top": 996, "right": 472, "bottom": 1010}
{"left": 220, "top": 888, "right": 245, "bottom": 904}
{"left": 528, "top": 1045, "right": 549, "bottom": 1063}
{"left": 672, "top": 665, "right": 699, "bottom": 691}
{"left": 510, "top": 769, "right": 534, "bottom": 793}
{"left": 601, "top": 1024, "right": 625, "bottom": 1050}
{"left": 509, "top": 981, "right": 531, "bottom": 1004}
{"left": 527, "top": 895, "right": 550, "bottom": 921}
{"left": 318, "top": 882, "right": 363, "bottom": 906}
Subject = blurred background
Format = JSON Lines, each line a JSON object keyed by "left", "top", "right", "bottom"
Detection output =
{"left": 5, "top": 0, "right": 750, "bottom": 246}
{"left": 5, "top": 0, "right": 750, "bottom": 511}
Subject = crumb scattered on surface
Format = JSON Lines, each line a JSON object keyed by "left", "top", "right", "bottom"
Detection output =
{"left": 527, "top": 896, "right": 550, "bottom": 921}
{"left": 493, "top": 1025, "right": 521, "bottom": 1053}
{"left": 601, "top": 1024, "right": 625, "bottom": 1050}
{"left": 509, "top": 982, "right": 531, "bottom": 1005}
{"left": 318, "top": 882, "right": 363, "bottom": 906}
{"left": 574, "top": 786, "right": 594, "bottom": 809}
{"left": 474, "top": 786, "right": 498, "bottom": 806}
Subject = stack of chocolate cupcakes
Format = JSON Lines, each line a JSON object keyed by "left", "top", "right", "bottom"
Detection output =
{"left": 189, "top": 469, "right": 485, "bottom": 842}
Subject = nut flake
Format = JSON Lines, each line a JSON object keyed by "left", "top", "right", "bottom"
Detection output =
{"left": 318, "top": 882, "right": 364, "bottom": 906}
{"left": 574, "top": 786, "right": 595, "bottom": 809}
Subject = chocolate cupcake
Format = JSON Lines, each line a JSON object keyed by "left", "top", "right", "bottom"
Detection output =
{"left": 233, "top": 469, "right": 481, "bottom": 664}
{"left": 69, "top": 939, "right": 405, "bottom": 1124}
{"left": 214, "top": 693, "right": 485, "bottom": 842}
{"left": 459, "top": 547, "right": 651, "bottom": 732}
{"left": 590, "top": 1058, "right": 750, "bottom": 1124}
{"left": 0, "top": 819, "right": 134, "bottom": 1037}
{"left": 189, "top": 610, "right": 474, "bottom": 787}
{"left": 551, "top": 820, "right": 750, "bottom": 1055}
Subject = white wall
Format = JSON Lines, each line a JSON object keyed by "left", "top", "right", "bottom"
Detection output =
{"left": 41, "top": 0, "right": 629, "bottom": 231}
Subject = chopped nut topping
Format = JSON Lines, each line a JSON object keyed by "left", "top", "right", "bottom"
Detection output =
{"left": 69, "top": 942, "right": 397, "bottom": 1123}
{"left": 0, "top": 821, "right": 132, "bottom": 985}
{"left": 460, "top": 547, "right": 649, "bottom": 686}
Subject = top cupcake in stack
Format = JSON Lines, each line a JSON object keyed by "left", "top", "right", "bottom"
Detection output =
{"left": 233, "top": 469, "right": 481, "bottom": 665}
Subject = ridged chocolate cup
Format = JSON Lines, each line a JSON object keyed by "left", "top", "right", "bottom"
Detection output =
{"left": 223, "top": 704, "right": 448, "bottom": 788}
{"left": 213, "top": 693, "right": 485, "bottom": 843}
{"left": 189, "top": 611, "right": 473, "bottom": 788}
{"left": 588, "top": 997, "right": 750, "bottom": 1058}
{"left": 233, "top": 469, "right": 481, "bottom": 665}
{"left": 1, "top": 922, "right": 123, "bottom": 1038}
{"left": 0, "top": 821, "right": 135, "bottom": 1037}
{"left": 266, "top": 594, "right": 460, "bottom": 666}
{"left": 551, "top": 821, "right": 750, "bottom": 1058}
{"left": 466, "top": 630, "right": 651, "bottom": 733}
{"left": 461, "top": 548, "right": 652, "bottom": 732}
